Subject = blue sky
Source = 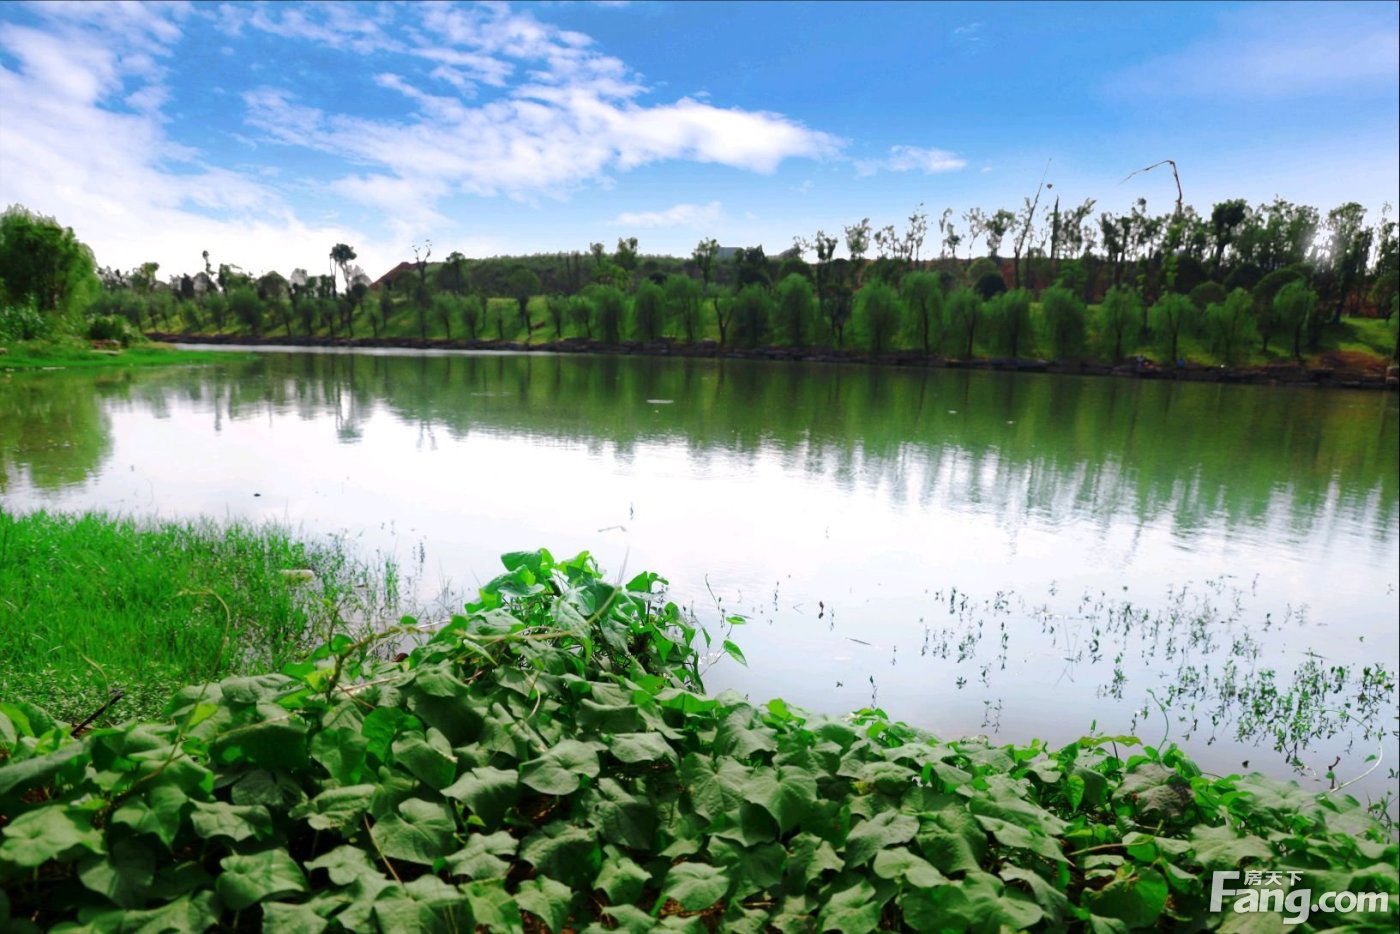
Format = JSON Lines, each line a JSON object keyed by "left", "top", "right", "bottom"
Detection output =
{"left": 0, "top": 0, "right": 1395, "bottom": 281}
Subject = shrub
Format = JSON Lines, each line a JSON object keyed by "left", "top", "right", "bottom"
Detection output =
{"left": 1040, "top": 285, "right": 1086, "bottom": 359}
{"left": 0, "top": 300, "right": 48, "bottom": 341}
{"left": 775, "top": 274, "right": 816, "bottom": 347}
{"left": 84, "top": 313, "right": 140, "bottom": 346}
{"left": 856, "top": 279, "right": 902, "bottom": 353}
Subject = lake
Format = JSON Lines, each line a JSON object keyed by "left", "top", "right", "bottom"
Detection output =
{"left": 2, "top": 348, "right": 1397, "bottom": 801}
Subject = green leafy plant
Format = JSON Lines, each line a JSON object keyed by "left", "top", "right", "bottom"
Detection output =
{"left": 1, "top": 550, "right": 1395, "bottom": 931}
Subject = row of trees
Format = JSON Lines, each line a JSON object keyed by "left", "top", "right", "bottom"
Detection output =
{"left": 2, "top": 192, "right": 1396, "bottom": 362}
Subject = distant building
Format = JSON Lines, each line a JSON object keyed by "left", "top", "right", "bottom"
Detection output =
{"left": 370, "top": 261, "right": 416, "bottom": 291}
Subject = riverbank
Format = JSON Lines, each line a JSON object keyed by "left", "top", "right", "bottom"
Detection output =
{"left": 0, "top": 338, "right": 256, "bottom": 370}
{"left": 0, "top": 510, "right": 396, "bottom": 725}
{"left": 1, "top": 543, "right": 1395, "bottom": 930}
{"left": 148, "top": 331, "right": 1400, "bottom": 390}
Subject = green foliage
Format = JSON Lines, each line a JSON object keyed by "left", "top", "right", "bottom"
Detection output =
{"left": 460, "top": 294, "right": 483, "bottom": 341}
{"left": 1151, "top": 293, "right": 1196, "bottom": 363}
{"left": 0, "top": 299, "right": 48, "bottom": 342}
{"left": 987, "top": 288, "right": 1033, "bottom": 358}
{"left": 900, "top": 271, "right": 943, "bottom": 354}
{"left": 1206, "top": 289, "right": 1259, "bottom": 366}
{"left": 1273, "top": 280, "right": 1318, "bottom": 360}
{"left": 1040, "top": 286, "right": 1087, "bottom": 360}
{"left": 731, "top": 284, "right": 772, "bottom": 348}
{"left": 946, "top": 288, "right": 983, "bottom": 358}
{"left": 663, "top": 274, "right": 702, "bottom": 344}
{"left": 568, "top": 294, "right": 595, "bottom": 340}
{"left": 430, "top": 293, "right": 460, "bottom": 341}
{"left": 587, "top": 284, "right": 625, "bottom": 344}
{"left": 856, "top": 280, "right": 902, "bottom": 354}
{"left": 631, "top": 280, "right": 665, "bottom": 342}
{"left": 1187, "top": 281, "right": 1227, "bottom": 312}
{"left": 228, "top": 286, "right": 264, "bottom": 336}
{"left": 1, "top": 549, "right": 1395, "bottom": 931}
{"left": 775, "top": 273, "right": 815, "bottom": 347}
{"left": 0, "top": 206, "right": 99, "bottom": 318}
{"left": 1252, "top": 266, "right": 1307, "bottom": 353}
{"left": 1095, "top": 286, "right": 1140, "bottom": 362}
{"left": 85, "top": 314, "right": 142, "bottom": 347}
{"left": 506, "top": 266, "right": 542, "bottom": 338}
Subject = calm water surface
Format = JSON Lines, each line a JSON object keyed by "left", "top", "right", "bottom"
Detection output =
{"left": 3, "top": 349, "right": 1397, "bottom": 799}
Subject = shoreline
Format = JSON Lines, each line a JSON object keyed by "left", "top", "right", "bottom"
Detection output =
{"left": 148, "top": 330, "right": 1400, "bottom": 391}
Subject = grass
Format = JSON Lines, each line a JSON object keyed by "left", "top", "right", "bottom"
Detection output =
{"left": 0, "top": 337, "right": 253, "bottom": 370}
{"left": 0, "top": 510, "right": 397, "bottom": 726}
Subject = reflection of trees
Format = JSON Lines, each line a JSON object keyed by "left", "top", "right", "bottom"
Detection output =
{"left": 8, "top": 351, "right": 1396, "bottom": 546}
{"left": 0, "top": 372, "right": 114, "bottom": 491}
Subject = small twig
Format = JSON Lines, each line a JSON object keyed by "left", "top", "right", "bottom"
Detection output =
{"left": 71, "top": 689, "right": 125, "bottom": 737}
{"left": 363, "top": 815, "right": 402, "bottom": 883}
{"left": 1121, "top": 159, "right": 1183, "bottom": 217}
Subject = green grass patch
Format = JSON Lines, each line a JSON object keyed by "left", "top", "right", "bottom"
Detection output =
{"left": 0, "top": 338, "right": 252, "bottom": 370}
{"left": 1, "top": 547, "right": 1395, "bottom": 931}
{"left": 0, "top": 510, "right": 395, "bottom": 725}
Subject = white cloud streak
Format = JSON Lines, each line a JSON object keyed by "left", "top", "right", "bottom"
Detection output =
{"left": 613, "top": 201, "right": 724, "bottom": 228}
{"left": 1112, "top": 4, "right": 1398, "bottom": 99}
{"left": 855, "top": 145, "right": 967, "bottom": 177}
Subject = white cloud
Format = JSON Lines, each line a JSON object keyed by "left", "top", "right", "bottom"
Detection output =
{"left": 238, "top": 4, "right": 841, "bottom": 220}
{"left": 1112, "top": 4, "right": 1398, "bottom": 99}
{"left": 0, "top": 1, "right": 839, "bottom": 277}
{"left": 613, "top": 201, "right": 723, "bottom": 229}
{"left": 0, "top": 6, "right": 408, "bottom": 278}
{"left": 855, "top": 145, "right": 967, "bottom": 177}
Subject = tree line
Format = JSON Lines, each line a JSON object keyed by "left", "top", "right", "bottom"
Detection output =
{"left": 1, "top": 193, "right": 1396, "bottom": 364}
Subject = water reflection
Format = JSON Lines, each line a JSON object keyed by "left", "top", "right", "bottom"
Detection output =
{"left": 6, "top": 352, "right": 1394, "bottom": 548}
{"left": 2, "top": 350, "right": 1396, "bottom": 798}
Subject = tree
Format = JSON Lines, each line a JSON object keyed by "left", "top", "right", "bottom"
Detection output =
{"left": 988, "top": 288, "right": 1034, "bottom": 358}
{"left": 692, "top": 238, "right": 719, "bottom": 293}
{"left": 0, "top": 206, "right": 99, "bottom": 317}
{"left": 228, "top": 286, "right": 263, "bottom": 335}
{"left": 460, "top": 294, "right": 483, "bottom": 340}
{"left": 588, "top": 284, "right": 625, "bottom": 343}
{"left": 904, "top": 203, "right": 929, "bottom": 263}
{"left": 1251, "top": 266, "right": 1305, "bottom": 353}
{"left": 731, "top": 284, "right": 772, "bottom": 348}
{"left": 438, "top": 251, "right": 469, "bottom": 295}
{"left": 1205, "top": 288, "right": 1257, "bottom": 365}
{"left": 613, "top": 237, "right": 639, "bottom": 291}
{"left": 663, "top": 274, "right": 702, "bottom": 343}
{"left": 1096, "top": 286, "right": 1139, "bottom": 363}
{"left": 844, "top": 218, "right": 871, "bottom": 288}
{"left": 945, "top": 288, "right": 983, "bottom": 358}
{"left": 411, "top": 240, "right": 432, "bottom": 339}
{"left": 1150, "top": 293, "right": 1195, "bottom": 363}
{"left": 812, "top": 230, "right": 839, "bottom": 343}
{"left": 568, "top": 294, "right": 594, "bottom": 339}
{"left": 631, "top": 280, "right": 665, "bottom": 342}
{"left": 546, "top": 294, "right": 569, "bottom": 340}
{"left": 732, "top": 246, "right": 771, "bottom": 291}
{"left": 505, "top": 266, "right": 541, "bottom": 342}
{"left": 856, "top": 279, "right": 901, "bottom": 354}
{"left": 1208, "top": 199, "right": 1250, "bottom": 278}
{"left": 369, "top": 286, "right": 391, "bottom": 338}
{"left": 1039, "top": 285, "right": 1086, "bottom": 359}
{"left": 1318, "top": 202, "right": 1368, "bottom": 325}
{"left": 775, "top": 274, "right": 815, "bottom": 346}
{"left": 901, "top": 270, "right": 943, "bottom": 354}
{"left": 985, "top": 209, "right": 1016, "bottom": 261}
{"left": 329, "top": 243, "right": 357, "bottom": 296}
{"left": 1273, "top": 280, "right": 1316, "bottom": 360}
{"left": 431, "top": 292, "right": 458, "bottom": 340}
